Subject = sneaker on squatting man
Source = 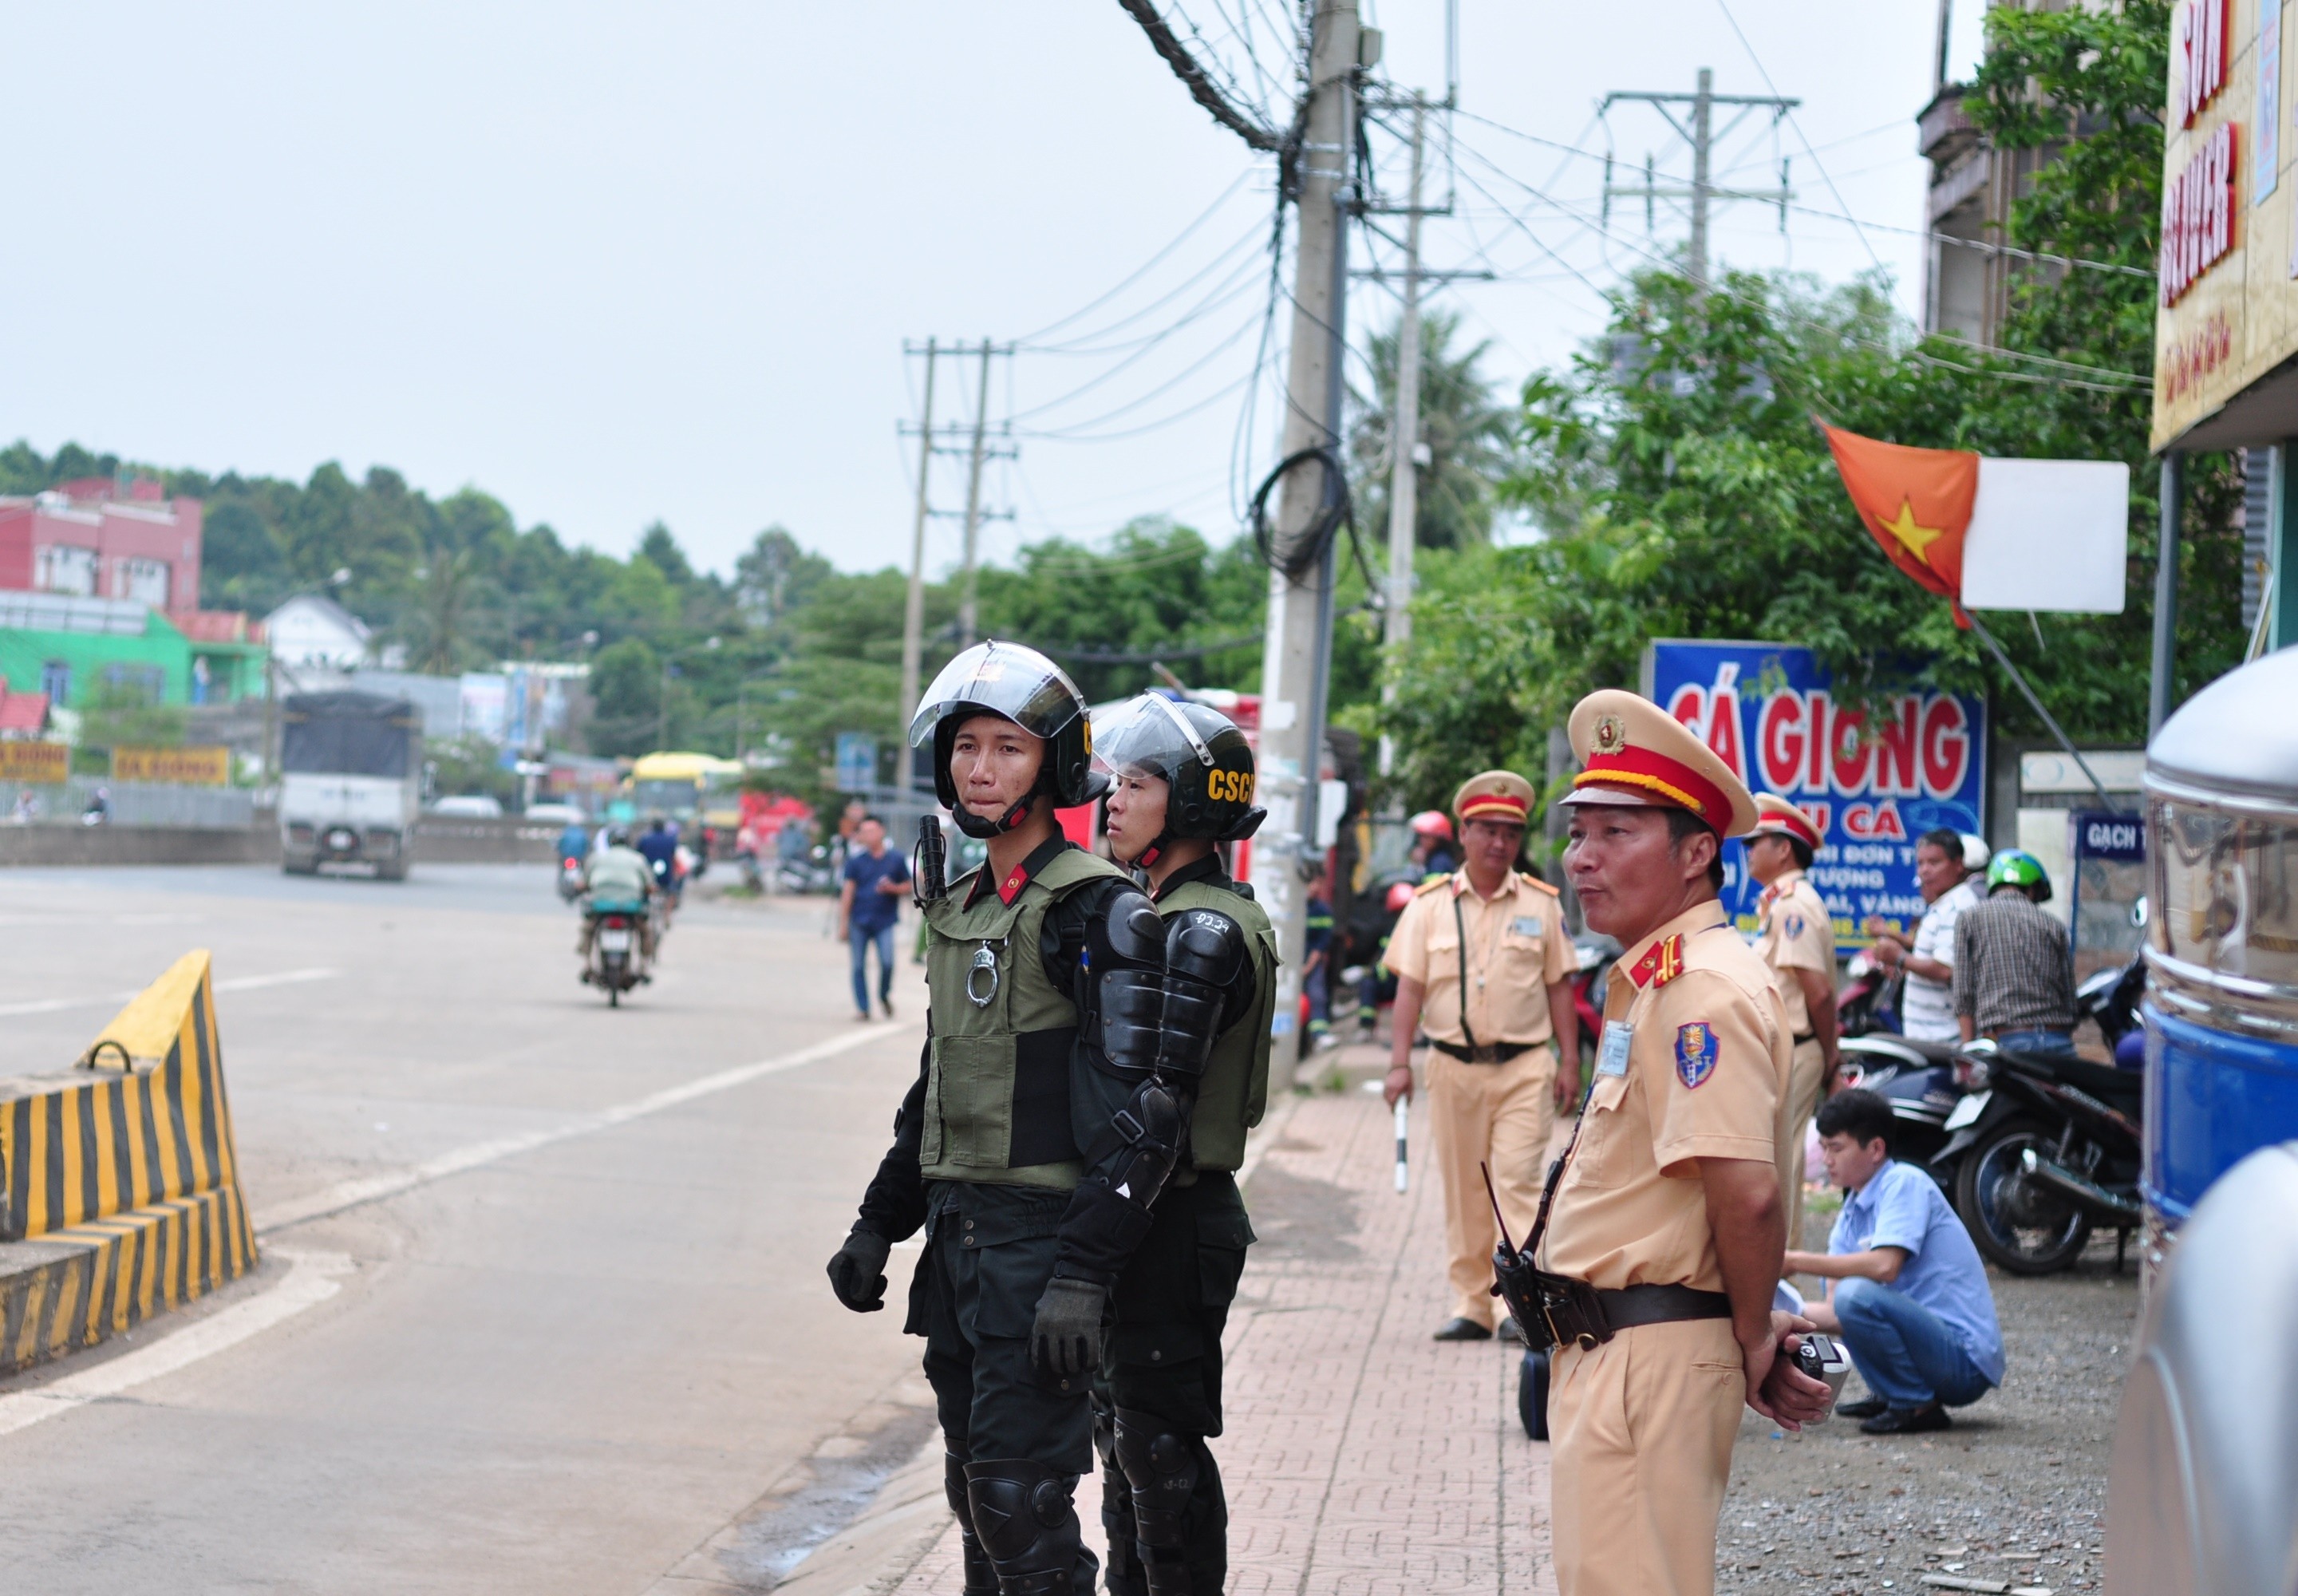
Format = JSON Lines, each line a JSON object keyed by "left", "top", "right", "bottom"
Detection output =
{"left": 1536, "top": 690, "right": 1834, "bottom": 1596}
{"left": 1743, "top": 792, "right": 1840, "bottom": 1247}
{"left": 1380, "top": 769, "right": 1580, "bottom": 1343}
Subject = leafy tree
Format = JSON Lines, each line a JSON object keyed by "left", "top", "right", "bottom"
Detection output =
{"left": 586, "top": 637, "right": 661, "bottom": 757}
{"left": 1349, "top": 309, "right": 1516, "bottom": 550}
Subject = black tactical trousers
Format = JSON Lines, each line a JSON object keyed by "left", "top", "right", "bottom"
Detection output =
{"left": 1095, "top": 1172, "right": 1255, "bottom": 1596}
{"left": 910, "top": 1182, "right": 1097, "bottom": 1469}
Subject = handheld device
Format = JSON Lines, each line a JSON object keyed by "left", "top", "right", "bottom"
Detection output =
{"left": 1792, "top": 1332, "right": 1854, "bottom": 1420}
{"left": 1393, "top": 1099, "right": 1410, "bottom": 1193}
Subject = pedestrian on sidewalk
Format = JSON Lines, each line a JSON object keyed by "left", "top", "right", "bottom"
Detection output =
{"left": 826, "top": 641, "right": 1140, "bottom": 1596}
{"left": 1744, "top": 793, "right": 1838, "bottom": 1245}
{"left": 1953, "top": 849, "right": 2076, "bottom": 1053}
{"left": 1092, "top": 692, "right": 1277, "bottom": 1596}
{"left": 838, "top": 813, "right": 910, "bottom": 1020}
{"left": 1381, "top": 770, "right": 1579, "bottom": 1342}
{"left": 1539, "top": 690, "right": 1832, "bottom": 1596}
{"left": 1862, "top": 828, "right": 1981, "bottom": 1045}
{"left": 1783, "top": 1088, "right": 2004, "bottom": 1435}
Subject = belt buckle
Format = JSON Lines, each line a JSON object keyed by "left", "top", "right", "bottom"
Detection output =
{"left": 1472, "top": 1045, "right": 1498, "bottom": 1064}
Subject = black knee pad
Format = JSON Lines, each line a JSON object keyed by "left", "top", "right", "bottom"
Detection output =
{"left": 964, "top": 1457, "right": 1088, "bottom": 1594}
{"left": 1111, "top": 1407, "right": 1204, "bottom": 1545}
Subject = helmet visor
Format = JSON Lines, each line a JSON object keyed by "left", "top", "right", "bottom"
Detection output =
{"left": 908, "top": 641, "right": 1086, "bottom": 749}
{"left": 1090, "top": 693, "right": 1216, "bottom": 784}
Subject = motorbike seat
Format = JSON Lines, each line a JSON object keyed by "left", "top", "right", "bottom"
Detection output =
{"left": 589, "top": 898, "right": 646, "bottom": 916}
{"left": 2000, "top": 1048, "right": 2145, "bottom": 1112}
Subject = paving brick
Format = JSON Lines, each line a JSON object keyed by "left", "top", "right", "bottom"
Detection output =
{"left": 886, "top": 1090, "right": 1557, "bottom": 1593}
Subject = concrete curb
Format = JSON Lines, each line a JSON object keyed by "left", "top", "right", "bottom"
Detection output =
{"left": 0, "top": 951, "right": 257, "bottom": 1372}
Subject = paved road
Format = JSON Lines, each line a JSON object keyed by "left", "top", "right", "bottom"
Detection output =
{"left": 0, "top": 863, "right": 935, "bottom": 1594}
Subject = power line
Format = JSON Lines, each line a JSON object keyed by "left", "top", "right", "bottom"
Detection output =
{"left": 1114, "top": 0, "right": 1287, "bottom": 152}
{"left": 1711, "top": 0, "right": 1889, "bottom": 276}
{"left": 1010, "top": 165, "right": 1262, "bottom": 346}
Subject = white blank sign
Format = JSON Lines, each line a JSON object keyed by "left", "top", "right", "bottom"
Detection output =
{"left": 1962, "top": 456, "right": 2130, "bottom": 614}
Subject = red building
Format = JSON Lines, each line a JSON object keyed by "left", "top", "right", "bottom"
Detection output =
{"left": 0, "top": 477, "right": 203, "bottom": 614}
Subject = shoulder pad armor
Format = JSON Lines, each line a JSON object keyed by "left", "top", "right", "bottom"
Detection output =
{"left": 1166, "top": 906, "right": 1249, "bottom": 987}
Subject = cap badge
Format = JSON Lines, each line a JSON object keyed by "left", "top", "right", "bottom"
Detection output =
{"left": 1593, "top": 713, "right": 1629, "bottom": 755}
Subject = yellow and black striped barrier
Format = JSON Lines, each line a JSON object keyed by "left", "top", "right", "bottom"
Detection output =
{"left": 0, "top": 951, "right": 258, "bottom": 1373}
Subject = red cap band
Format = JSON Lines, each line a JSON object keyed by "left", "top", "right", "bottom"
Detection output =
{"left": 1573, "top": 744, "right": 1731, "bottom": 831}
{"left": 1459, "top": 793, "right": 1530, "bottom": 823}
{"left": 1757, "top": 804, "right": 1822, "bottom": 848}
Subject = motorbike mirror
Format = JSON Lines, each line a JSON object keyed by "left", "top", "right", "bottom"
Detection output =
{"left": 2131, "top": 895, "right": 2150, "bottom": 929}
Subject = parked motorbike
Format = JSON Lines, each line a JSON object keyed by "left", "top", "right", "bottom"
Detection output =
{"left": 582, "top": 899, "right": 650, "bottom": 1006}
{"left": 1834, "top": 1030, "right": 1967, "bottom": 1176}
{"left": 1834, "top": 948, "right": 1904, "bottom": 1038}
{"left": 1938, "top": 956, "right": 2147, "bottom": 1275}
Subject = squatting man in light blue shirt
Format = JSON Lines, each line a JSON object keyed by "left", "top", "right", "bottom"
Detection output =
{"left": 1782, "top": 1087, "right": 2006, "bottom": 1435}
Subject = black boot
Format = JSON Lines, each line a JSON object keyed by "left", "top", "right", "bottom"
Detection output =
{"left": 964, "top": 1458, "right": 1098, "bottom": 1596}
{"left": 945, "top": 1451, "right": 997, "bottom": 1596}
{"left": 1095, "top": 1404, "right": 1147, "bottom": 1596}
{"left": 1111, "top": 1408, "right": 1223, "bottom": 1596}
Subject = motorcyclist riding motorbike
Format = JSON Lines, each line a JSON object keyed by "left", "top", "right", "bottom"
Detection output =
{"left": 578, "top": 825, "right": 657, "bottom": 971}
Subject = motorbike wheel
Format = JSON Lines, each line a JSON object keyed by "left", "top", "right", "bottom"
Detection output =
{"left": 1955, "top": 1116, "right": 2091, "bottom": 1275}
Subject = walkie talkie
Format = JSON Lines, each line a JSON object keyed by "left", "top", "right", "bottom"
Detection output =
{"left": 1484, "top": 1161, "right": 1545, "bottom": 1348}
{"left": 914, "top": 814, "right": 947, "bottom": 907}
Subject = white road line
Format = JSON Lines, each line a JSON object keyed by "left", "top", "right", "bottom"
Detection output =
{"left": 0, "top": 1021, "right": 924, "bottom": 1441}
{"left": 0, "top": 1248, "right": 354, "bottom": 1440}
{"left": 255, "top": 1020, "right": 922, "bottom": 1235}
{"left": 0, "top": 966, "right": 342, "bottom": 1020}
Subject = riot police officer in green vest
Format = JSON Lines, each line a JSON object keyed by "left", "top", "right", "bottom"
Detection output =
{"left": 823, "top": 643, "right": 1242, "bottom": 1596}
{"left": 1088, "top": 693, "right": 1277, "bottom": 1596}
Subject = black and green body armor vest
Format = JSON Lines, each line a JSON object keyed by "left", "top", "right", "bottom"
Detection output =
{"left": 1155, "top": 877, "right": 1277, "bottom": 1172}
{"left": 920, "top": 847, "right": 1127, "bottom": 1190}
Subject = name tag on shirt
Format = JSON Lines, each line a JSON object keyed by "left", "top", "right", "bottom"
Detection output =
{"left": 1511, "top": 915, "right": 1543, "bottom": 938}
{"left": 1597, "top": 1021, "right": 1634, "bottom": 1077}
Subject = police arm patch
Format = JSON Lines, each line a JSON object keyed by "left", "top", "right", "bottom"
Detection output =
{"left": 1674, "top": 1021, "right": 1720, "bottom": 1089}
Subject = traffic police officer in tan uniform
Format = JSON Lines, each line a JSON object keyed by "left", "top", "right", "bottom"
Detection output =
{"left": 1381, "top": 770, "right": 1579, "bottom": 1341}
{"left": 1538, "top": 691, "right": 1832, "bottom": 1596}
{"left": 1744, "top": 792, "right": 1838, "bottom": 1246}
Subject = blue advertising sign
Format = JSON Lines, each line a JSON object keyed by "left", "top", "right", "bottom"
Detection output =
{"left": 834, "top": 732, "right": 878, "bottom": 794}
{"left": 1641, "top": 641, "right": 1988, "bottom": 944}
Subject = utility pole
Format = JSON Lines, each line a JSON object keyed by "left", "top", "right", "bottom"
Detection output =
{"left": 958, "top": 338, "right": 995, "bottom": 647}
{"left": 1252, "top": 0, "right": 1360, "bottom": 1086}
{"left": 1602, "top": 69, "right": 1796, "bottom": 289}
{"left": 898, "top": 339, "right": 938, "bottom": 759}
{"left": 1378, "top": 97, "right": 1427, "bottom": 779}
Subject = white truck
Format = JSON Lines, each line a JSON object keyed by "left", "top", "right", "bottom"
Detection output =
{"left": 278, "top": 691, "right": 421, "bottom": 879}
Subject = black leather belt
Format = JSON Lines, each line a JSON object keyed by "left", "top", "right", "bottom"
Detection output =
{"left": 1593, "top": 1283, "right": 1733, "bottom": 1332}
{"left": 1792, "top": 1031, "right": 1815, "bottom": 1046}
{"left": 1431, "top": 1039, "right": 1539, "bottom": 1064}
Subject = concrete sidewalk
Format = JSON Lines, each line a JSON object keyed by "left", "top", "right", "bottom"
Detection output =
{"left": 879, "top": 1084, "right": 1558, "bottom": 1594}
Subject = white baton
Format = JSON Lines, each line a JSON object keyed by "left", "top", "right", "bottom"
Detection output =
{"left": 1393, "top": 1097, "right": 1410, "bottom": 1193}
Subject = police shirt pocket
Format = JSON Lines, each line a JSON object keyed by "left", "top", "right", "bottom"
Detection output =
{"left": 1570, "top": 1071, "right": 1633, "bottom": 1189}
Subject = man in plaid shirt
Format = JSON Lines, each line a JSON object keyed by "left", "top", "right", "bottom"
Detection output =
{"left": 1952, "top": 850, "right": 2076, "bottom": 1053}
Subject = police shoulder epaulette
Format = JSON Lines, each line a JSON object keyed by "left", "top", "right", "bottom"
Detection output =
{"left": 1414, "top": 873, "right": 1452, "bottom": 896}
{"left": 1517, "top": 871, "right": 1561, "bottom": 897}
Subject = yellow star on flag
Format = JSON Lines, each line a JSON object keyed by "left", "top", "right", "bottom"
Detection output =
{"left": 1878, "top": 497, "right": 1944, "bottom": 566}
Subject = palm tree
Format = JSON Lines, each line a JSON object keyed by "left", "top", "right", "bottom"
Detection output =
{"left": 1348, "top": 308, "right": 1516, "bottom": 549}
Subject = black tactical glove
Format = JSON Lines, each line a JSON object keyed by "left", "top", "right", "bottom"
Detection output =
{"left": 1030, "top": 1275, "right": 1109, "bottom": 1378}
{"left": 827, "top": 1229, "right": 893, "bottom": 1313}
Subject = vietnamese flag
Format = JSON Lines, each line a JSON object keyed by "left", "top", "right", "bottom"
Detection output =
{"left": 1820, "top": 423, "right": 1977, "bottom": 614}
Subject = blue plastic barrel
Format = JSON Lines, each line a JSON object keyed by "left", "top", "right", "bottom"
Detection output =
{"left": 2141, "top": 650, "right": 2298, "bottom": 1262}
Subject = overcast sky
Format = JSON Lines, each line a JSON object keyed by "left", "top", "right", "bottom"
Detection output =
{"left": 1, "top": 2, "right": 1975, "bottom": 583}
